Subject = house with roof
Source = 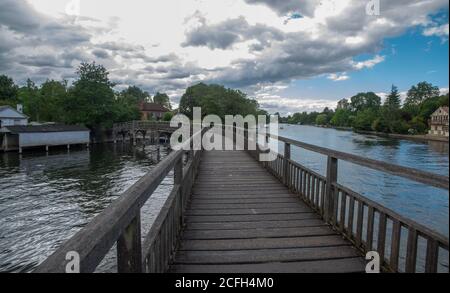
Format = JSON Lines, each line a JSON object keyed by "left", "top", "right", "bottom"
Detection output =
{"left": 428, "top": 106, "right": 449, "bottom": 137}
{"left": 139, "top": 102, "right": 170, "bottom": 121}
{"left": 0, "top": 105, "right": 28, "bottom": 128}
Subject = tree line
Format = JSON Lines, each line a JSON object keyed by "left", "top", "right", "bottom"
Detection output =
{"left": 0, "top": 62, "right": 172, "bottom": 129}
{"left": 281, "top": 82, "right": 449, "bottom": 135}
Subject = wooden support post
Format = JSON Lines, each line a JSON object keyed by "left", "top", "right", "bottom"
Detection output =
{"left": 325, "top": 156, "right": 338, "bottom": 223}
{"left": 283, "top": 142, "right": 291, "bottom": 186}
{"left": 174, "top": 156, "right": 183, "bottom": 185}
{"left": 45, "top": 145, "right": 49, "bottom": 152}
{"left": 117, "top": 214, "right": 142, "bottom": 273}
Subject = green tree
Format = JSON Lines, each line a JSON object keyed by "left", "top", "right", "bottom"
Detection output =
{"left": 38, "top": 80, "right": 67, "bottom": 122}
{"left": 0, "top": 75, "right": 19, "bottom": 106}
{"left": 315, "top": 114, "right": 328, "bottom": 125}
{"left": 163, "top": 112, "right": 174, "bottom": 121}
{"left": 18, "top": 79, "right": 40, "bottom": 121}
{"left": 384, "top": 85, "right": 401, "bottom": 110}
{"left": 352, "top": 108, "right": 378, "bottom": 131}
{"left": 153, "top": 92, "right": 172, "bottom": 110}
{"left": 64, "top": 62, "right": 116, "bottom": 128}
{"left": 350, "top": 92, "right": 381, "bottom": 112}
{"left": 179, "top": 83, "right": 260, "bottom": 119}
{"left": 330, "top": 109, "right": 351, "bottom": 127}
{"left": 121, "top": 86, "right": 151, "bottom": 103}
{"left": 404, "top": 81, "right": 440, "bottom": 106}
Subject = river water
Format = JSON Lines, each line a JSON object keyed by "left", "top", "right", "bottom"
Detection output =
{"left": 0, "top": 143, "right": 172, "bottom": 272}
{"left": 276, "top": 125, "right": 448, "bottom": 237}
{"left": 0, "top": 125, "right": 448, "bottom": 272}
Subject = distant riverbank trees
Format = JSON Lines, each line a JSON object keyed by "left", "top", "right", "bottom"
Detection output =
{"left": 0, "top": 62, "right": 172, "bottom": 129}
{"left": 284, "top": 82, "right": 448, "bottom": 135}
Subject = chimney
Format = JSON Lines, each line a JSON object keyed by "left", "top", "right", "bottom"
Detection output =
{"left": 17, "top": 104, "right": 23, "bottom": 113}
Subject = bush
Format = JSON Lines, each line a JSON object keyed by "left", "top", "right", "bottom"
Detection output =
{"left": 372, "top": 118, "right": 390, "bottom": 133}
{"left": 409, "top": 117, "right": 427, "bottom": 134}
{"left": 391, "top": 120, "right": 411, "bottom": 134}
{"left": 163, "top": 112, "right": 174, "bottom": 122}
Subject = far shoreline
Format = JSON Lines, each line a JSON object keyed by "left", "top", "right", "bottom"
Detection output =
{"left": 282, "top": 123, "right": 449, "bottom": 144}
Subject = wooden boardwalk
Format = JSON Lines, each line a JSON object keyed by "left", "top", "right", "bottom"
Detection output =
{"left": 34, "top": 129, "right": 448, "bottom": 274}
{"left": 170, "top": 150, "right": 366, "bottom": 273}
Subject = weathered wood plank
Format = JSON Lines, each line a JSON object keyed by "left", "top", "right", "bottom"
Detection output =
{"left": 185, "top": 213, "right": 319, "bottom": 223}
{"left": 185, "top": 218, "right": 324, "bottom": 230}
{"left": 178, "top": 235, "right": 350, "bottom": 251}
{"left": 185, "top": 207, "right": 312, "bottom": 216}
{"left": 182, "top": 226, "right": 338, "bottom": 240}
{"left": 173, "top": 246, "right": 360, "bottom": 264}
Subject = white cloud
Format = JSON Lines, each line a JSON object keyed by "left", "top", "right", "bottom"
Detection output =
{"left": 327, "top": 73, "right": 350, "bottom": 81}
{"left": 423, "top": 23, "right": 449, "bottom": 39}
{"left": 0, "top": 0, "right": 448, "bottom": 114}
{"left": 352, "top": 55, "right": 385, "bottom": 70}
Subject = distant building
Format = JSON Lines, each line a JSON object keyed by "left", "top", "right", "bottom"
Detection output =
{"left": 1, "top": 124, "right": 90, "bottom": 153}
{"left": 428, "top": 106, "right": 449, "bottom": 137}
{"left": 0, "top": 105, "right": 28, "bottom": 128}
{"left": 139, "top": 102, "right": 170, "bottom": 121}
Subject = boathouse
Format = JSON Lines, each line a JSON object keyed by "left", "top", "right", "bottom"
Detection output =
{"left": 0, "top": 124, "right": 90, "bottom": 153}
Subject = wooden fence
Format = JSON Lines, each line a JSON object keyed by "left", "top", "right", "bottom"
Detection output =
{"left": 34, "top": 129, "right": 204, "bottom": 273}
{"left": 251, "top": 132, "right": 449, "bottom": 273}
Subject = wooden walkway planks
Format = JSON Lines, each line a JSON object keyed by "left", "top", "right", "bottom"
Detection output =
{"left": 169, "top": 150, "right": 365, "bottom": 273}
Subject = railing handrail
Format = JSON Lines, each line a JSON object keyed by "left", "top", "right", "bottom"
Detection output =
{"left": 33, "top": 150, "right": 183, "bottom": 273}
{"left": 34, "top": 128, "right": 205, "bottom": 273}
{"left": 250, "top": 130, "right": 449, "bottom": 272}
{"left": 267, "top": 133, "right": 449, "bottom": 190}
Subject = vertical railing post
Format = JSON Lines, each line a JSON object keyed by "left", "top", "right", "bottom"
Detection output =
{"left": 325, "top": 156, "right": 338, "bottom": 223}
{"left": 174, "top": 154, "right": 183, "bottom": 186}
{"left": 117, "top": 214, "right": 142, "bottom": 273}
{"left": 283, "top": 142, "right": 291, "bottom": 185}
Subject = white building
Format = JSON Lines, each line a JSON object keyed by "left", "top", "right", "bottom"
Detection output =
{"left": 0, "top": 105, "right": 28, "bottom": 127}
{"left": 428, "top": 106, "right": 449, "bottom": 137}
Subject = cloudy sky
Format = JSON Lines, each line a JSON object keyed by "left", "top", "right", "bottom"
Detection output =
{"left": 0, "top": 0, "right": 448, "bottom": 114}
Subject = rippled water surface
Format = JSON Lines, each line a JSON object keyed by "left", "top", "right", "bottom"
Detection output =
{"left": 276, "top": 125, "right": 449, "bottom": 237}
{"left": 0, "top": 143, "right": 171, "bottom": 272}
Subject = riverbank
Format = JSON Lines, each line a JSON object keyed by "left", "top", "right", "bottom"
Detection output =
{"left": 294, "top": 124, "right": 449, "bottom": 143}
{"left": 354, "top": 130, "right": 449, "bottom": 143}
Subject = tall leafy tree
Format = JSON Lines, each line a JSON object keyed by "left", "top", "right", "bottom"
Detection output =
{"left": 350, "top": 92, "right": 381, "bottom": 112}
{"left": 19, "top": 79, "right": 40, "bottom": 120}
{"left": 121, "top": 86, "right": 151, "bottom": 103}
{"left": 64, "top": 62, "right": 116, "bottom": 128}
{"left": 153, "top": 92, "right": 172, "bottom": 109}
{"left": 0, "top": 75, "right": 19, "bottom": 106}
{"left": 179, "top": 83, "right": 260, "bottom": 119}
{"left": 405, "top": 81, "right": 440, "bottom": 106}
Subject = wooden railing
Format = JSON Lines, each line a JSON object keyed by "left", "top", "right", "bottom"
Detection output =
{"left": 113, "top": 121, "right": 176, "bottom": 132}
{"left": 250, "top": 132, "right": 449, "bottom": 273}
{"left": 34, "top": 129, "right": 205, "bottom": 273}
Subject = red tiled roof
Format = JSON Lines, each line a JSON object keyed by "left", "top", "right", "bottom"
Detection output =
{"left": 139, "top": 103, "right": 169, "bottom": 112}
